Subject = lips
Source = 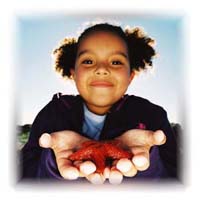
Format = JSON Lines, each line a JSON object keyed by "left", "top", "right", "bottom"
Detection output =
{"left": 90, "top": 80, "right": 114, "bottom": 87}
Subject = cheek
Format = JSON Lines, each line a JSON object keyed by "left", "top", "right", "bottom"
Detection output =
{"left": 74, "top": 68, "right": 84, "bottom": 82}
{"left": 116, "top": 71, "right": 131, "bottom": 86}
{"left": 74, "top": 69, "right": 89, "bottom": 89}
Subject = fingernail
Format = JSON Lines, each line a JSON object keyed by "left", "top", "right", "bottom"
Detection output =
{"left": 103, "top": 167, "right": 110, "bottom": 179}
{"left": 80, "top": 161, "right": 96, "bottom": 175}
{"left": 154, "top": 130, "right": 165, "bottom": 144}
{"left": 116, "top": 158, "right": 132, "bottom": 173}
{"left": 39, "top": 133, "right": 51, "bottom": 148}
{"left": 109, "top": 170, "right": 123, "bottom": 184}
{"left": 62, "top": 167, "right": 79, "bottom": 180}
{"left": 132, "top": 156, "right": 148, "bottom": 168}
{"left": 90, "top": 173, "right": 104, "bottom": 184}
{"left": 123, "top": 167, "right": 137, "bottom": 177}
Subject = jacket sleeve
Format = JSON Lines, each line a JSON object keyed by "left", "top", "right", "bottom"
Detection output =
{"left": 156, "top": 108, "right": 178, "bottom": 178}
{"left": 20, "top": 98, "right": 65, "bottom": 180}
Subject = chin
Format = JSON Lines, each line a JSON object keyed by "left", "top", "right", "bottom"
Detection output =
{"left": 92, "top": 98, "right": 116, "bottom": 107}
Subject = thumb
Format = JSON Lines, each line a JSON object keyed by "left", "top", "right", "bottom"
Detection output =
{"left": 39, "top": 133, "right": 53, "bottom": 148}
{"left": 117, "top": 129, "right": 166, "bottom": 148}
{"left": 152, "top": 130, "right": 166, "bottom": 145}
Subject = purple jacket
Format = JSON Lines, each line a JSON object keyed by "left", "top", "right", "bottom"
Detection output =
{"left": 20, "top": 94, "right": 177, "bottom": 181}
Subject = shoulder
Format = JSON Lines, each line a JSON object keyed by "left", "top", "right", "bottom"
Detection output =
{"left": 29, "top": 93, "right": 82, "bottom": 133}
{"left": 124, "top": 94, "right": 166, "bottom": 113}
{"left": 120, "top": 95, "right": 168, "bottom": 124}
{"left": 117, "top": 95, "right": 169, "bottom": 131}
{"left": 35, "top": 93, "right": 81, "bottom": 120}
{"left": 51, "top": 93, "right": 81, "bottom": 108}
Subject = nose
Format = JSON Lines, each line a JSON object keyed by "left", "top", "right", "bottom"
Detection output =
{"left": 94, "top": 63, "right": 110, "bottom": 76}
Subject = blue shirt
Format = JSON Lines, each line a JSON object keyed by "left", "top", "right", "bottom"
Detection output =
{"left": 82, "top": 104, "right": 106, "bottom": 140}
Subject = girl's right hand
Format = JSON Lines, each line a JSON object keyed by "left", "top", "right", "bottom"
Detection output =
{"left": 39, "top": 131, "right": 97, "bottom": 180}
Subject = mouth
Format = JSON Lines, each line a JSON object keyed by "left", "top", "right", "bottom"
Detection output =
{"left": 90, "top": 80, "right": 114, "bottom": 87}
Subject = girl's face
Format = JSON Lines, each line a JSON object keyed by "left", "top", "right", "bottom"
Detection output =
{"left": 72, "top": 31, "right": 134, "bottom": 115}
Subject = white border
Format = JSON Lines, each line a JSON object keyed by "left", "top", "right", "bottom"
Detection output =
{"left": 0, "top": 0, "right": 198, "bottom": 199}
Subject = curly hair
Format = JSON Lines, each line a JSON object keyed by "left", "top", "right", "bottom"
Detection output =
{"left": 53, "top": 23, "right": 156, "bottom": 78}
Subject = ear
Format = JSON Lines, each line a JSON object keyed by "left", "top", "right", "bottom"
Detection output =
{"left": 70, "top": 68, "right": 75, "bottom": 80}
{"left": 129, "top": 71, "right": 135, "bottom": 83}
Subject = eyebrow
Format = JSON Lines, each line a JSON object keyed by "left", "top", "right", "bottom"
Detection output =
{"left": 77, "top": 50, "right": 128, "bottom": 59}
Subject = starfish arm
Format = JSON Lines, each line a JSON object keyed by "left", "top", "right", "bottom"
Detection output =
{"left": 69, "top": 147, "right": 94, "bottom": 160}
{"left": 104, "top": 143, "right": 132, "bottom": 159}
{"left": 90, "top": 150, "right": 107, "bottom": 173}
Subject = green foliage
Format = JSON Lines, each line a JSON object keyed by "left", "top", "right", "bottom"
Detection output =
{"left": 17, "top": 131, "right": 30, "bottom": 150}
{"left": 18, "top": 131, "right": 30, "bottom": 144}
{"left": 17, "top": 124, "right": 31, "bottom": 149}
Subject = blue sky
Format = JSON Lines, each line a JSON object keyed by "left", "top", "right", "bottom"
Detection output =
{"left": 16, "top": 14, "right": 184, "bottom": 125}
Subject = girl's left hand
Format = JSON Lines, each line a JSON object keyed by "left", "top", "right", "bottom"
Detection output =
{"left": 107, "top": 129, "right": 166, "bottom": 183}
{"left": 83, "top": 129, "right": 166, "bottom": 184}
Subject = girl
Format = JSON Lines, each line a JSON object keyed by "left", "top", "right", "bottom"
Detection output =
{"left": 21, "top": 23, "right": 177, "bottom": 184}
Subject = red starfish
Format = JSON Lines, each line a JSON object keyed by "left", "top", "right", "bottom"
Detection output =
{"left": 69, "top": 140, "right": 132, "bottom": 173}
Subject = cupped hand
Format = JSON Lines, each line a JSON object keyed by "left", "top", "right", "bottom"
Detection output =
{"left": 111, "top": 129, "right": 166, "bottom": 180}
{"left": 39, "top": 131, "right": 97, "bottom": 180}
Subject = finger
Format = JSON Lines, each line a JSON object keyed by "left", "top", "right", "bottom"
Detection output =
{"left": 109, "top": 169, "right": 123, "bottom": 185}
{"left": 86, "top": 173, "right": 105, "bottom": 184}
{"left": 122, "top": 165, "right": 137, "bottom": 177}
{"left": 116, "top": 158, "right": 133, "bottom": 173}
{"left": 39, "top": 131, "right": 90, "bottom": 151}
{"left": 103, "top": 167, "right": 110, "bottom": 179}
{"left": 56, "top": 150, "right": 80, "bottom": 180}
{"left": 130, "top": 146, "right": 150, "bottom": 171}
{"left": 73, "top": 161, "right": 86, "bottom": 177}
{"left": 61, "top": 166, "right": 80, "bottom": 180}
{"left": 117, "top": 129, "right": 166, "bottom": 148}
{"left": 116, "top": 158, "right": 137, "bottom": 177}
{"left": 57, "top": 158, "right": 79, "bottom": 180}
{"left": 131, "top": 152, "right": 150, "bottom": 171}
{"left": 73, "top": 160, "right": 96, "bottom": 176}
{"left": 153, "top": 130, "right": 166, "bottom": 145}
{"left": 79, "top": 161, "right": 96, "bottom": 176}
{"left": 73, "top": 161, "right": 97, "bottom": 176}
{"left": 39, "top": 133, "right": 52, "bottom": 148}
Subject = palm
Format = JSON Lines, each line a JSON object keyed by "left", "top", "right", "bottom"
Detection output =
{"left": 39, "top": 130, "right": 90, "bottom": 179}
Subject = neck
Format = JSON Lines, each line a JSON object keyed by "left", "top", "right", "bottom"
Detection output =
{"left": 85, "top": 103, "right": 111, "bottom": 115}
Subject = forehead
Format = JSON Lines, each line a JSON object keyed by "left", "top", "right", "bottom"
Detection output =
{"left": 77, "top": 30, "right": 128, "bottom": 51}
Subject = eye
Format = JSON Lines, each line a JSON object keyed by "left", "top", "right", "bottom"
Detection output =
{"left": 82, "top": 59, "right": 93, "bottom": 65}
{"left": 111, "top": 60, "right": 123, "bottom": 65}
